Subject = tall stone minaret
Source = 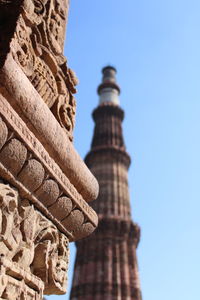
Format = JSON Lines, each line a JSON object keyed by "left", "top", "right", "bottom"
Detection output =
{"left": 70, "top": 66, "right": 142, "bottom": 300}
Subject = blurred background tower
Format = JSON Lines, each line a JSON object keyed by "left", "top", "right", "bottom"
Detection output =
{"left": 70, "top": 66, "right": 142, "bottom": 300}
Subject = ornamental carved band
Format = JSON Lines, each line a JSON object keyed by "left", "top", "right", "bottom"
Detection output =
{"left": 0, "top": 0, "right": 99, "bottom": 299}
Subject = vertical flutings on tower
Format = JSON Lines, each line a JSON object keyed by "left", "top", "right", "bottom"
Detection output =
{"left": 70, "top": 66, "right": 142, "bottom": 300}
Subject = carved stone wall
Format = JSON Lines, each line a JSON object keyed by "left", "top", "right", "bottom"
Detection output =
{"left": 0, "top": 0, "right": 99, "bottom": 299}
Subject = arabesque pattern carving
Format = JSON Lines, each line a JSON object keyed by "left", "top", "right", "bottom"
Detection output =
{"left": 0, "top": 181, "right": 69, "bottom": 297}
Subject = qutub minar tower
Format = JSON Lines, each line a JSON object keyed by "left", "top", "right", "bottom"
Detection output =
{"left": 70, "top": 66, "right": 142, "bottom": 300}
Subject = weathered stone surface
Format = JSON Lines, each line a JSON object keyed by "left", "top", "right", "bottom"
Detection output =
{"left": 0, "top": 56, "right": 99, "bottom": 203}
{"left": 62, "top": 210, "right": 84, "bottom": 232}
{"left": 18, "top": 159, "right": 45, "bottom": 191}
{"left": 0, "top": 97, "right": 98, "bottom": 241}
{"left": 0, "top": 182, "right": 69, "bottom": 297}
{"left": 0, "top": 117, "right": 8, "bottom": 150}
{"left": 35, "top": 179, "right": 60, "bottom": 206}
{"left": 49, "top": 196, "right": 73, "bottom": 220}
{"left": 0, "top": 0, "right": 98, "bottom": 202}
{"left": 0, "top": 257, "right": 44, "bottom": 300}
{"left": 0, "top": 138, "right": 27, "bottom": 176}
{"left": 0, "top": 0, "right": 76, "bottom": 139}
{"left": 0, "top": 0, "right": 99, "bottom": 299}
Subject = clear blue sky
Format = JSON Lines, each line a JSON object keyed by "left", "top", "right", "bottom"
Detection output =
{"left": 47, "top": 1, "right": 200, "bottom": 299}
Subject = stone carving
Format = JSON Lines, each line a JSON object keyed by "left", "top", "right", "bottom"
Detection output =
{"left": 0, "top": 0, "right": 77, "bottom": 140}
{"left": 0, "top": 89, "right": 98, "bottom": 203}
{"left": 0, "top": 257, "right": 44, "bottom": 300}
{"left": 0, "top": 1, "right": 100, "bottom": 298}
{"left": 0, "top": 182, "right": 22, "bottom": 262}
{"left": 0, "top": 108, "right": 97, "bottom": 241}
{"left": 0, "top": 181, "right": 69, "bottom": 296}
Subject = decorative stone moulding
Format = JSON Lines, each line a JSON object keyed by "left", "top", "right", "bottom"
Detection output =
{"left": 0, "top": 0, "right": 99, "bottom": 298}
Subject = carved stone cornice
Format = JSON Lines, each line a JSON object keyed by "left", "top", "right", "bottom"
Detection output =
{"left": 0, "top": 48, "right": 98, "bottom": 204}
{"left": 0, "top": 96, "right": 98, "bottom": 241}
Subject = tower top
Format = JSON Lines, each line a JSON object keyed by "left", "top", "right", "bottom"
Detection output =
{"left": 102, "top": 65, "right": 117, "bottom": 74}
{"left": 97, "top": 65, "right": 120, "bottom": 105}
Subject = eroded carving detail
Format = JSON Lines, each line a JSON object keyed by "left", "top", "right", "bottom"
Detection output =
{"left": 0, "top": 182, "right": 69, "bottom": 297}
{"left": 0, "top": 0, "right": 77, "bottom": 140}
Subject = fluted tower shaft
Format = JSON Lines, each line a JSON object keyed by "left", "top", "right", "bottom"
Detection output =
{"left": 70, "top": 67, "right": 142, "bottom": 300}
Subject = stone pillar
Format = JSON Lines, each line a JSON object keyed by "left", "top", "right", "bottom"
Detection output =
{"left": 0, "top": 0, "right": 99, "bottom": 299}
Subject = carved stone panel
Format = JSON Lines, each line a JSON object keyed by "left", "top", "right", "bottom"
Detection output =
{"left": 0, "top": 181, "right": 69, "bottom": 297}
{"left": 0, "top": 0, "right": 77, "bottom": 140}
